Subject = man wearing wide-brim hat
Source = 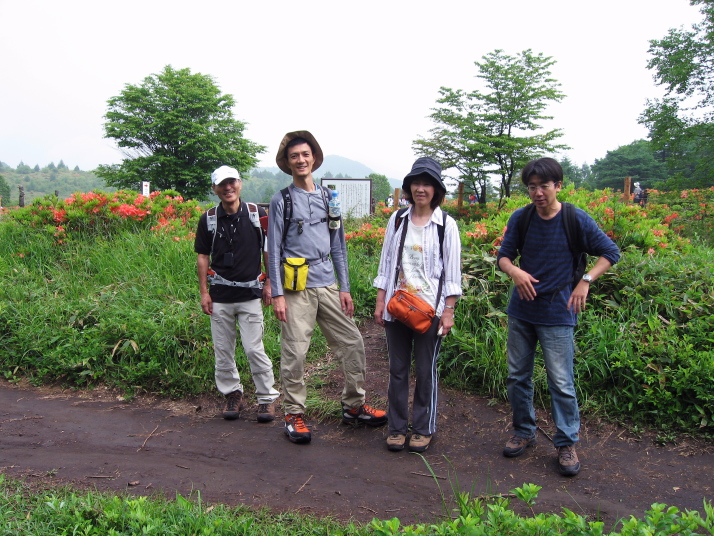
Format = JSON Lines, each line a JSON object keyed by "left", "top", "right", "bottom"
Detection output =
{"left": 267, "top": 130, "right": 387, "bottom": 444}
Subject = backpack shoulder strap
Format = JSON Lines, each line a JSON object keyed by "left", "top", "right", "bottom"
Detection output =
{"left": 438, "top": 210, "right": 446, "bottom": 258}
{"left": 394, "top": 207, "right": 409, "bottom": 231}
{"left": 280, "top": 187, "right": 292, "bottom": 246}
{"left": 207, "top": 204, "right": 220, "bottom": 259}
{"left": 561, "top": 202, "right": 584, "bottom": 253}
{"left": 206, "top": 204, "right": 219, "bottom": 233}
{"left": 246, "top": 202, "right": 264, "bottom": 248}
{"left": 516, "top": 203, "right": 536, "bottom": 255}
{"left": 561, "top": 202, "right": 588, "bottom": 285}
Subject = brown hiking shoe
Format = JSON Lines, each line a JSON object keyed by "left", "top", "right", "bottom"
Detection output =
{"left": 386, "top": 433, "right": 406, "bottom": 452}
{"left": 557, "top": 445, "right": 581, "bottom": 476}
{"left": 222, "top": 390, "right": 242, "bottom": 420}
{"left": 257, "top": 401, "right": 276, "bottom": 423}
{"left": 503, "top": 435, "right": 536, "bottom": 457}
{"left": 408, "top": 434, "right": 432, "bottom": 453}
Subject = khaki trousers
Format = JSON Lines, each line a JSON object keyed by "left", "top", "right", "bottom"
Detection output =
{"left": 281, "top": 283, "right": 366, "bottom": 414}
{"left": 211, "top": 300, "right": 280, "bottom": 403}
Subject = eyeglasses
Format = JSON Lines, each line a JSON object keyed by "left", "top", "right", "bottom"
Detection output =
{"left": 527, "top": 183, "right": 555, "bottom": 193}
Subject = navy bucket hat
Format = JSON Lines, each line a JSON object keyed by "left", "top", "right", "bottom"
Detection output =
{"left": 402, "top": 157, "right": 446, "bottom": 194}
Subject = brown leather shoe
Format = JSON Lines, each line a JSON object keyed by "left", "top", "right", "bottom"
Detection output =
{"left": 222, "top": 391, "right": 242, "bottom": 420}
{"left": 503, "top": 435, "right": 536, "bottom": 458}
{"left": 408, "top": 434, "right": 432, "bottom": 453}
{"left": 257, "top": 401, "right": 276, "bottom": 423}
{"left": 386, "top": 433, "right": 406, "bottom": 452}
{"left": 557, "top": 445, "right": 581, "bottom": 476}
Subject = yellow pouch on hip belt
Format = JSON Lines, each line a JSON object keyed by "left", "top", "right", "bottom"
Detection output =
{"left": 284, "top": 258, "right": 309, "bottom": 291}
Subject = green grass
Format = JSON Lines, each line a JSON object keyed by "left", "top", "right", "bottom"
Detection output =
{"left": 1, "top": 473, "right": 712, "bottom": 535}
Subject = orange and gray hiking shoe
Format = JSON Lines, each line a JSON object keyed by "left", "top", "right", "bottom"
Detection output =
{"left": 342, "top": 404, "right": 388, "bottom": 426}
{"left": 284, "top": 413, "right": 311, "bottom": 444}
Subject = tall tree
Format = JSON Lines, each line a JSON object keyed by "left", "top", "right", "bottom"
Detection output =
{"left": 590, "top": 140, "right": 667, "bottom": 190}
{"left": 0, "top": 174, "right": 10, "bottom": 203}
{"left": 414, "top": 49, "right": 567, "bottom": 203}
{"left": 96, "top": 65, "right": 265, "bottom": 200}
{"left": 559, "top": 156, "right": 585, "bottom": 188}
{"left": 639, "top": 0, "right": 714, "bottom": 188}
{"left": 367, "top": 173, "right": 391, "bottom": 203}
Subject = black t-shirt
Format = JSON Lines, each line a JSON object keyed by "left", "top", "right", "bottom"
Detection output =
{"left": 194, "top": 202, "right": 266, "bottom": 303}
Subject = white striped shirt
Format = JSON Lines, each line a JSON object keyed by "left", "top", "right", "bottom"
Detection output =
{"left": 374, "top": 206, "right": 462, "bottom": 321}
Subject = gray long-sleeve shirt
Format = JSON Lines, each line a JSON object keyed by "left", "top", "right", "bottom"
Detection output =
{"left": 267, "top": 184, "right": 350, "bottom": 298}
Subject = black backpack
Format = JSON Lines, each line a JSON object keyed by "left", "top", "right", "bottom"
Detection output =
{"left": 516, "top": 202, "right": 587, "bottom": 288}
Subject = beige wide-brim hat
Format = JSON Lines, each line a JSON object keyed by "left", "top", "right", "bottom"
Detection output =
{"left": 275, "top": 130, "right": 324, "bottom": 175}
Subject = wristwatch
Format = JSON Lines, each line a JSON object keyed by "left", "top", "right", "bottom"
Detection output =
{"left": 582, "top": 274, "right": 593, "bottom": 283}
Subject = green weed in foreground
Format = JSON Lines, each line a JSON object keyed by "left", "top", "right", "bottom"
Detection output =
{"left": 1, "top": 473, "right": 711, "bottom": 536}
{"left": 0, "top": 475, "right": 362, "bottom": 535}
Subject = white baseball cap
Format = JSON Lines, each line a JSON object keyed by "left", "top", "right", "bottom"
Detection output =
{"left": 211, "top": 165, "right": 241, "bottom": 185}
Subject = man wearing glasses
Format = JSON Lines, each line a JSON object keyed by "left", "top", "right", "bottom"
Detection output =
{"left": 267, "top": 131, "right": 387, "bottom": 444}
{"left": 497, "top": 157, "right": 620, "bottom": 476}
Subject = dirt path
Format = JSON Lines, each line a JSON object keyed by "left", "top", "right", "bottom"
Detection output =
{"left": 1, "top": 320, "right": 712, "bottom": 527}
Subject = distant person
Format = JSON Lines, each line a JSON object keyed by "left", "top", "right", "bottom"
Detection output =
{"left": 386, "top": 194, "right": 394, "bottom": 208}
{"left": 639, "top": 188, "right": 649, "bottom": 207}
{"left": 267, "top": 130, "right": 387, "bottom": 444}
{"left": 497, "top": 157, "right": 620, "bottom": 476}
{"left": 633, "top": 182, "right": 642, "bottom": 204}
{"left": 373, "top": 157, "right": 462, "bottom": 453}
{"left": 194, "top": 165, "right": 280, "bottom": 423}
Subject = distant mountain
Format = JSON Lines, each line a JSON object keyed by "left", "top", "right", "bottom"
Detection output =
{"left": 256, "top": 155, "right": 374, "bottom": 179}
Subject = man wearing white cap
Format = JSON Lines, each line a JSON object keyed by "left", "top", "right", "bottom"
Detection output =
{"left": 195, "top": 165, "right": 280, "bottom": 423}
{"left": 267, "top": 131, "right": 387, "bottom": 444}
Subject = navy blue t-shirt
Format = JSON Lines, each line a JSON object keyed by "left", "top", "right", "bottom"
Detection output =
{"left": 497, "top": 205, "right": 620, "bottom": 326}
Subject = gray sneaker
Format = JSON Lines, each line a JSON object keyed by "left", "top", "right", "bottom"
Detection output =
{"left": 557, "top": 445, "right": 581, "bottom": 476}
{"left": 503, "top": 435, "right": 536, "bottom": 457}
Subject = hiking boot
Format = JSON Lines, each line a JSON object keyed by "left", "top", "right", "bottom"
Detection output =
{"left": 342, "top": 404, "right": 388, "bottom": 426}
{"left": 557, "top": 445, "right": 581, "bottom": 476}
{"left": 222, "top": 390, "right": 242, "bottom": 420}
{"left": 257, "top": 401, "right": 276, "bottom": 423}
{"left": 386, "top": 433, "right": 406, "bottom": 452}
{"left": 503, "top": 435, "right": 536, "bottom": 458}
{"left": 408, "top": 434, "right": 432, "bottom": 453}
{"left": 284, "top": 413, "right": 311, "bottom": 444}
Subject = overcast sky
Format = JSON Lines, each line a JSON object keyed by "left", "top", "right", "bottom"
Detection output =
{"left": 0, "top": 0, "right": 703, "bottom": 180}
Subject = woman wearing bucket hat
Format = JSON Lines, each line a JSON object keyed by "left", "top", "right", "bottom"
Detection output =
{"left": 373, "top": 157, "right": 462, "bottom": 453}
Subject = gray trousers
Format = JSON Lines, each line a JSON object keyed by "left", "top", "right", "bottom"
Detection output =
{"left": 210, "top": 300, "right": 280, "bottom": 403}
{"left": 385, "top": 317, "right": 442, "bottom": 436}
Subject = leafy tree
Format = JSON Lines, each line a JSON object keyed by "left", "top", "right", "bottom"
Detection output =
{"left": 322, "top": 170, "right": 334, "bottom": 179}
{"left": 96, "top": 65, "right": 265, "bottom": 201}
{"left": 559, "top": 156, "right": 585, "bottom": 188}
{"left": 414, "top": 49, "right": 567, "bottom": 203}
{"left": 33, "top": 164, "right": 40, "bottom": 172}
{"left": 368, "top": 173, "right": 391, "bottom": 202}
{"left": 74, "top": 165, "right": 80, "bottom": 172}
{"left": 589, "top": 140, "right": 667, "bottom": 190}
{"left": 16, "top": 162, "right": 31, "bottom": 174}
{"left": 639, "top": 0, "right": 714, "bottom": 188}
{"left": 47, "top": 162, "right": 56, "bottom": 171}
{"left": 0, "top": 174, "right": 10, "bottom": 203}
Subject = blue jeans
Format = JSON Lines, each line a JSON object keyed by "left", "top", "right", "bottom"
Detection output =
{"left": 506, "top": 316, "right": 579, "bottom": 447}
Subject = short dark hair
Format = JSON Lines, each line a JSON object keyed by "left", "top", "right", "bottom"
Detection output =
{"left": 521, "top": 157, "right": 563, "bottom": 187}
{"left": 284, "top": 137, "right": 315, "bottom": 158}
{"left": 403, "top": 175, "right": 446, "bottom": 209}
